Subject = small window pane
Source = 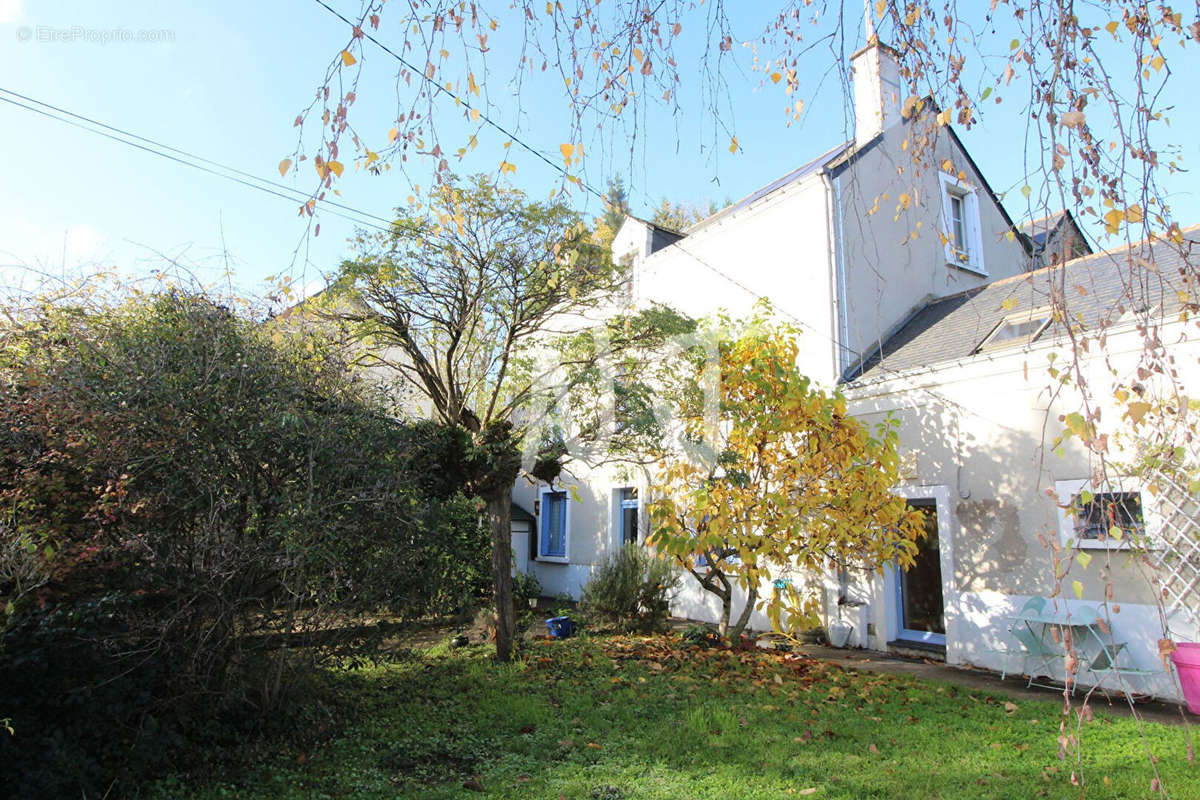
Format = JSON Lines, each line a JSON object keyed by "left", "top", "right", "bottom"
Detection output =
{"left": 1072, "top": 491, "right": 1144, "bottom": 542}
{"left": 950, "top": 195, "right": 967, "bottom": 257}
{"left": 978, "top": 312, "right": 1051, "bottom": 352}
{"left": 541, "top": 492, "right": 567, "bottom": 557}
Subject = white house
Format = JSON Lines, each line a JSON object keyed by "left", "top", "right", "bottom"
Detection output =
{"left": 511, "top": 39, "right": 1198, "bottom": 702}
{"left": 514, "top": 38, "right": 1027, "bottom": 592}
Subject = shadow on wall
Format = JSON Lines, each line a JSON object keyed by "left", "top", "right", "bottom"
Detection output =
{"left": 876, "top": 384, "right": 1175, "bottom": 681}
{"left": 860, "top": 391, "right": 1060, "bottom": 598}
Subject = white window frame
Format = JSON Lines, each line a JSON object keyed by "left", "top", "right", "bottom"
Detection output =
{"left": 1055, "top": 477, "right": 1160, "bottom": 550}
{"left": 975, "top": 307, "right": 1053, "bottom": 353}
{"left": 938, "top": 172, "right": 987, "bottom": 276}
{"left": 883, "top": 485, "right": 959, "bottom": 650}
{"left": 537, "top": 487, "right": 571, "bottom": 562}
{"left": 613, "top": 486, "right": 639, "bottom": 547}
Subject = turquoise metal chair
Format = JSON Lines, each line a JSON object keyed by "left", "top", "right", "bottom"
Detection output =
{"left": 1075, "top": 608, "right": 1164, "bottom": 703}
{"left": 1019, "top": 596, "right": 1048, "bottom": 617}
{"left": 996, "top": 597, "right": 1062, "bottom": 683}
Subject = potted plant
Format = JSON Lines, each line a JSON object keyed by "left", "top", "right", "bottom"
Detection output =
{"left": 1170, "top": 641, "right": 1200, "bottom": 714}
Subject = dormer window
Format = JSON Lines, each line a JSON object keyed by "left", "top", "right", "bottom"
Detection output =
{"left": 939, "top": 172, "right": 986, "bottom": 276}
{"left": 976, "top": 307, "right": 1052, "bottom": 352}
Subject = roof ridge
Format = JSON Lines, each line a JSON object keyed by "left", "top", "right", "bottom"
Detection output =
{"left": 967, "top": 221, "right": 1200, "bottom": 293}
{"left": 624, "top": 214, "right": 687, "bottom": 237}
{"left": 683, "top": 140, "right": 853, "bottom": 233}
{"left": 1018, "top": 209, "right": 1068, "bottom": 230}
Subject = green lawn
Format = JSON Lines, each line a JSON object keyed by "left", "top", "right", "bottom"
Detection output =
{"left": 156, "top": 633, "right": 1197, "bottom": 799}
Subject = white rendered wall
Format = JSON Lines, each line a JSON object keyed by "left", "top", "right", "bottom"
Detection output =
{"left": 833, "top": 116, "right": 1028, "bottom": 375}
{"left": 844, "top": 322, "right": 1200, "bottom": 702}
{"left": 636, "top": 173, "right": 839, "bottom": 386}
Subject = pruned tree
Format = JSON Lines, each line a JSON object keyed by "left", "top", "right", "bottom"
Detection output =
{"left": 325, "top": 173, "right": 691, "bottom": 661}
{"left": 648, "top": 314, "right": 924, "bottom": 640}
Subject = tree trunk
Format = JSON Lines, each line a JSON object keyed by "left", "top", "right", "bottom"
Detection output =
{"left": 728, "top": 584, "right": 758, "bottom": 641}
{"left": 485, "top": 487, "right": 517, "bottom": 662}
{"left": 696, "top": 567, "right": 733, "bottom": 638}
{"left": 716, "top": 578, "right": 732, "bottom": 638}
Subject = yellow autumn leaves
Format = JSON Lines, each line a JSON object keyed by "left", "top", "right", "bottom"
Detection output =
{"left": 647, "top": 317, "right": 925, "bottom": 634}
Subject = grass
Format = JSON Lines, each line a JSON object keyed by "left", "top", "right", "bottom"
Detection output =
{"left": 152, "top": 632, "right": 1197, "bottom": 799}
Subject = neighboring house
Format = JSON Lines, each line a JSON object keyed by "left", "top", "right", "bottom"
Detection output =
{"left": 512, "top": 38, "right": 1197, "bottom": 701}
{"left": 1017, "top": 210, "right": 1093, "bottom": 270}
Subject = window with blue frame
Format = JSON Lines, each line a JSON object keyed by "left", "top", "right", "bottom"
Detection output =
{"left": 540, "top": 490, "right": 568, "bottom": 559}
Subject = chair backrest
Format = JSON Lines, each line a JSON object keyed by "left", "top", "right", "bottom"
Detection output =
{"left": 1013, "top": 625, "right": 1052, "bottom": 656}
{"left": 1071, "top": 605, "right": 1099, "bottom": 626}
{"left": 1019, "top": 596, "right": 1047, "bottom": 616}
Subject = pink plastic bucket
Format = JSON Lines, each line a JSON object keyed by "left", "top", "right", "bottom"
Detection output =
{"left": 1172, "top": 642, "right": 1200, "bottom": 714}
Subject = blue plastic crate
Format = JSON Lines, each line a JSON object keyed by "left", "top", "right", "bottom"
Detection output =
{"left": 545, "top": 616, "right": 576, "bottom": 638}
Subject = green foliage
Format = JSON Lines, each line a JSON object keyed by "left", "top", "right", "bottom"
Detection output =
{"left": 0, "top": 290, "right": 487, "bottom": 797}
{"left": 679, "top": 623, "right": 723, "bottom": 648}
{"left": 649, "top": 196, "right": 729, "bottom": 232}
{"left": 579, "top": 544, "right": 680, "bottom": 631}
{"left": 511, "top": 571, "right": 542, "bottom": 606}
{"left": 602, "top": 175, "right": 630, "bottom": 233}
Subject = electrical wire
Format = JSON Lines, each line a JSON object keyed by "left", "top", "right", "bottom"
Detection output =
{"left": 311, "top": 0, "right": 605, "bottom": 201}
{"left": 0, "top": 88, "right": 395, "bottom": 235}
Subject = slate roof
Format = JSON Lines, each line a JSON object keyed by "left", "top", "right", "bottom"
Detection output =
{"left": 649, "top": 222, "right": 686, "bottom": 253}
{"left": 684, "top": 140, "right": 854, "bottom": 234}
{"left": 620, "top": 215, "right": 688, "bottom": 255}
{"left": 850, "top": 226, "right": 1200, "bottom": 382}
{"left": 511, "top": 503, "right": 536, "bottom": 525}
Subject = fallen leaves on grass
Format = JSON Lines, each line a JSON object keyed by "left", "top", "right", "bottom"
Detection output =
{"left": 598, "top": 634, "right": 820, "bottom": 689}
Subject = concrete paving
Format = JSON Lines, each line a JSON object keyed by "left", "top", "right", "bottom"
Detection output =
{"left": 794, "top": 643, "right": 1194, "bottom": 727}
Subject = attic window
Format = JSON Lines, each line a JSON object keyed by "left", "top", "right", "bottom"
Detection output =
{"left": 938, "top": 172, "right": 986, "bottom": 276}
{"left": 976, "top": 307, "right": 1052, "bottom": 352}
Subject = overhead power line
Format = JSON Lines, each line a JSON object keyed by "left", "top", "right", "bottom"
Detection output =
{"left": 0, "top": 62, "right": 1026, "bottom": 436}
{"left": 0, "top": 86, "right": 395, "bottom": 235}
{"left": 310, "top": 0, "right": 606, "bottom": 202}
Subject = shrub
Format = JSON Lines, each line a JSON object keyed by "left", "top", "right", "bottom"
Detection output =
{"left": 0, "top": 290, "right": 488, "bottom": 796}
{"left": 512, "top": 571, "right": 542, "bottom": 606}
{"left": 579, "top": 543, "right": 680, "bottom": 631}
{"left": 680, "top": 623, "right": 723, "bottom": 649}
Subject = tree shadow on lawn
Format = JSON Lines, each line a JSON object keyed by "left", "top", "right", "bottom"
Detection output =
{"left": 166, "top": 634, "right": 1196, "bottom": 800}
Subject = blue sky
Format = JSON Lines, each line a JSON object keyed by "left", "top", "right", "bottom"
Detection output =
{"left": 2, "top": 1, "right": 1197, "bottom": 302}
